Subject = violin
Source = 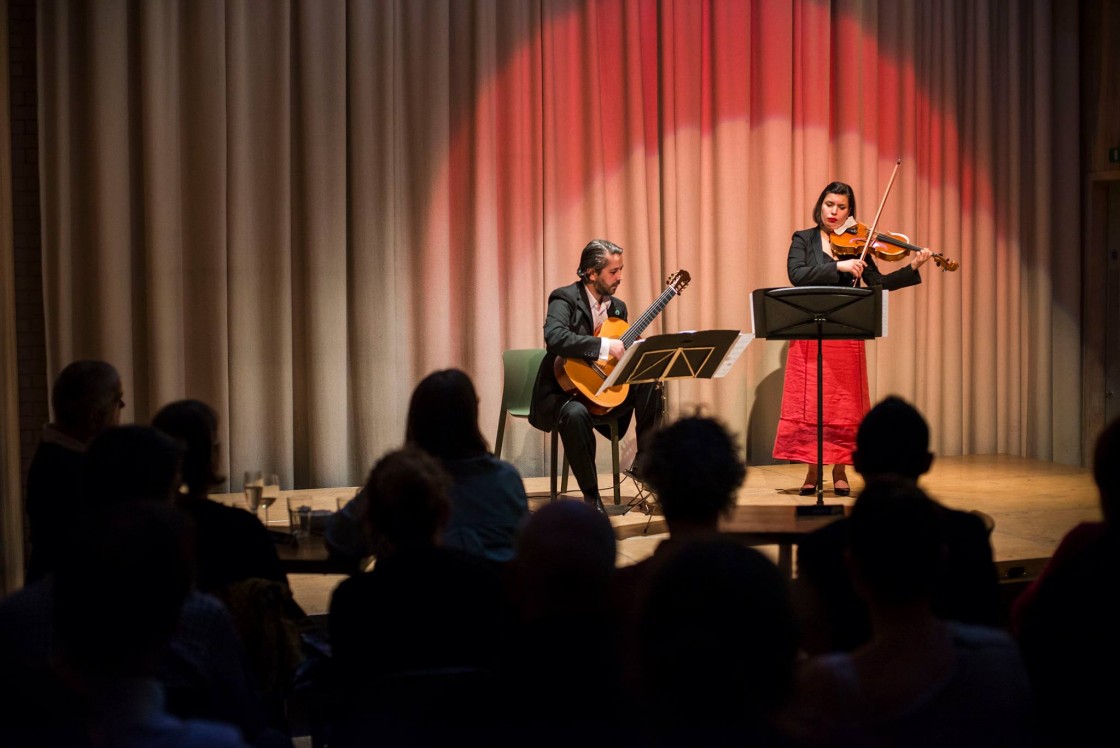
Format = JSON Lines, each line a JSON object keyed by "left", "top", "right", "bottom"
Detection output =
{"left": 830, "top": 218, "right": 960, "bottom": 272}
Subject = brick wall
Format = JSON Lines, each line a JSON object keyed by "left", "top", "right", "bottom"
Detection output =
{"left": 7, "top": 0, "right": 46, "bottom": 494}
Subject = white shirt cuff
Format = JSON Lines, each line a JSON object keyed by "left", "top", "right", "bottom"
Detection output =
{"left": 597, "top": 338, "right": 612, "bottom": 362}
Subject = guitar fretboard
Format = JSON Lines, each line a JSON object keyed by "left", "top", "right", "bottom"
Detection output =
{"left": 620, "top": 285, "right": 679, "bottom": 348}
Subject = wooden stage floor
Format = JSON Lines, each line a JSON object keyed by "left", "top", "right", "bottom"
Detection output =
{"left": 288, "top": 454, "right": 1100, "bottom": 616}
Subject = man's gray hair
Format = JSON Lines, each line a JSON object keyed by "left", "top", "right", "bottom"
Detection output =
{"left": 577, "top": 239, "right": 624, "bottom": 280}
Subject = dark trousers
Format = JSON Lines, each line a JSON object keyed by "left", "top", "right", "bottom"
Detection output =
{"left": 555, "top": 382, "right": 660, "bottom": 502}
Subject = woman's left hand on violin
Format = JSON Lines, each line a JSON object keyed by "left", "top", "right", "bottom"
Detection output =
{"left": 909, "top": 248, "right": 933, "bottom": 271}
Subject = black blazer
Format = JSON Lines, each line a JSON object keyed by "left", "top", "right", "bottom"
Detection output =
{"left": 788, "top": 227, "right": 922, "bottom": 291}
{"left": 528, "top": 282, "right": 628, "bottom": 432}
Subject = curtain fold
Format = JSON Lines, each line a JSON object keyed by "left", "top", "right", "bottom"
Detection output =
{"left": 33, "top": 0, "right": 1083, "bottom": 490}
{"left": 2, "top": 0, "right": 27, "bottom": 592}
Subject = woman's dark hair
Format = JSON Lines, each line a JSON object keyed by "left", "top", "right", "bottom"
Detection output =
{"left": 405, "top": 369, "right": 488, "bottom": 460}
{"left": 812, "top": 181, "right": 857, "bottom": 229}
{"left": 152, "top": 399, "right": 225, "bottom": 497}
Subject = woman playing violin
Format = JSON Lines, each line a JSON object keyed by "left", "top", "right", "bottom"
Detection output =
{"left": 773, "top": 181, "right": 932, "bottom": 496}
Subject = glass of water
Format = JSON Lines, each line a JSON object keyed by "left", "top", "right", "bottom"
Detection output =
{"left": 260, "top": 473, "right": 280, "bottom": 524}
{"left": 243, "top": 471, "right": 264, "bottom": 518}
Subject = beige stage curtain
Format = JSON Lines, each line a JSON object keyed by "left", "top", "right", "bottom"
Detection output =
{"left": 34, "top": 0, "right": 1081, "bottom": 494}
{"left": 2, "top": 0, "right": 25, "bottom": 592}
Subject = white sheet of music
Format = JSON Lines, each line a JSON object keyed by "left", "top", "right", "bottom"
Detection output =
{"left": 712, "top": 333, "right": 753, "bottom": 378}
{"left": 881, "top": 290, "right": 889, "bottom": 338}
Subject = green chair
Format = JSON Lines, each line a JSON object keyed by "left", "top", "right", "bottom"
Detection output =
{"left": 495, "top": 348, "right": 622, "bottom": 505}
{"left": 494, "top": 349, "right": 548, "bottom": 459}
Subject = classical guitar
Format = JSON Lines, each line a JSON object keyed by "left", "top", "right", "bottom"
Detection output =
{"left": 554, "top": 269, "right": 691, "bottom": 415}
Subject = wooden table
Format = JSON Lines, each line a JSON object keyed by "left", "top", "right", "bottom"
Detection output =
{"left": 718, "top": 503, "right": 852, "bottom": 576}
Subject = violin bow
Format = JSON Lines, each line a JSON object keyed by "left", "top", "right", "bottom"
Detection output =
{"left": 856, "top": 158, "right": 903, "bottom": 279}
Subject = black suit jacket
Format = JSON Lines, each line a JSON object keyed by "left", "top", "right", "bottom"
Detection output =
{"left": 528, "top": 282, "right": 628, "bottom": 432}
{"left": 788, "top": 227, "right": 922, "bottom": 290}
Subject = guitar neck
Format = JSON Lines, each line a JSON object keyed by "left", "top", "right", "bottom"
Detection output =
{"left": 620, "top": 286, "right": 678, "bottom": 348}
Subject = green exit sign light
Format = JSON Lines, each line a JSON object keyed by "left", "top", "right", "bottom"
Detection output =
{"left": 1111, "top": 147, "right": 1120, "bottom": 163}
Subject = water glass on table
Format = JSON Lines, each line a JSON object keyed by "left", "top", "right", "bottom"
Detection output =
{"left": 287, "top": 495, "right": 312, "bottom": 539}
{"left": 260, "top": 473, "right": 280, "bottom": 524}
{"left": 244, "top": 471, "right": 264, "bottom": 518}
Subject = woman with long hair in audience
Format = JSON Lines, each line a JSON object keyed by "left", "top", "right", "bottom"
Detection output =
{"left": 406, "top": 368, "right": 529, "bottom": 562}
{"left": 328, "top": 369, "right": 529, "bottom": 565}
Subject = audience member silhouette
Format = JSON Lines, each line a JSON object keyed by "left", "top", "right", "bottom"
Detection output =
{"left": 1013, "top": 415, "right": 1120, "bottom": 746}
{"left": 502, "top": 499, "right": 623, "bottom": 741}
{"left": 787, "top": 478, "right": 1033, "bottom": 747}
{"left": 794, "top": 396, "right": 1000, "bottom": 654}
{"left": 328, "top": 448, "right": 510, "bottom": 737}
{"left": 614, "top": 415, "right": 746, "bottom": 691}
{"left": 152, "top": 400, "right": 288, "bottom": 592}
{"left": 328, "top": 369, "right": 529, "bottom": 565}
{"left": 24, "top": 359, "right": 124, "bottom": 582}
{"left": 80, "top": 423, "right": 184, "bottom": 506}
{"left": 638, "top": 538, "right": 799, "bottom": 747}
{"left": 152, "top": 400, "right": 302, "bottom": 731}
{"left": 53, "top": 502, "right": 251, "bottom": 747}
{"left": 0, "top": 425, "right": 272, "bottom": 746}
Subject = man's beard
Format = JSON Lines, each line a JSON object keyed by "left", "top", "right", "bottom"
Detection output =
{"left": 593, "top": 278, "right": 616, "bottom": 298}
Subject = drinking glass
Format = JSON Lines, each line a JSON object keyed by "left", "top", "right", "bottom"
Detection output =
{"left": 287, "top": 496, "right": 312, "bottom": 539}
{"left": 260, "top": 473, "right": 280, "bottom": 524}
{"left": 243, "top": 471, "right": 264, "bottom": 518}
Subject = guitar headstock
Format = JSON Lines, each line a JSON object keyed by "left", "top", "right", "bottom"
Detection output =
{"left": 666, "top": 269, "right": 691, "bottom": 293}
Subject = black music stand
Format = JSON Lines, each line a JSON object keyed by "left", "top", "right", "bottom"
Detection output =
{"left": 599, "top": 329, "right": 749, "bottom": 391}
{"left": 600, "top": 329, "right": 750, "bottom": 517}
{"left": 751, "top": 287, "right": 883, "bottom": 515}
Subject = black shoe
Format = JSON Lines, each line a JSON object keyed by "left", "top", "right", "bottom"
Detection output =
{"left": 833, "top": 482, "right": 851, "bottom": 497}
{"left": 799, "top": 484, "right": 817, "bottom": 496}
{"left": 585, "top": 496, "right": 607, "bottom": 515}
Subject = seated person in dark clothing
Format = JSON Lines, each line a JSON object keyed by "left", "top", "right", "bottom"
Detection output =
{"left": 80, "top": 424, "right": 183, "bottom": 506}
{"left": 1013, "top": 415, "right": 1120, "bottom": 747}
{"left": 328, "top": 448, "right": 510, "bottom": 692}
{"left": 0, "top": 426, "right": 272, "bottom": 746}
{"left": 613, "top": 415, "right": 746, "bottom": 691}
{"left": 640, "top": 538, "right": 799, "bottom": 747}
{"left": 408, "top": 369, "right": 529, "bottom": 562}
{"left": 616, "top": 415, "right": 746, "bottom": 602}
{"left": 153, "top": 400, "right": 302, "bottom": 729}
{"left": 502, "top": 499, "right": 623, "bottom": 740}
{"left": 152, "top": 400, "right": 287, "bottom": 593}
{"left": 24, "top": 359, "right": 125, "bottom": 582}
{"left": 327, "top": 369, "right": 529, "bottom": 566}
{"left": 788, "top": 479, "right": 1032, "bottom": 747}
{"left": 53, "top": 502, "right": 251, "bottom": 748}
{"left": 795, "top": 396, "right": 1000, "bottom": 654}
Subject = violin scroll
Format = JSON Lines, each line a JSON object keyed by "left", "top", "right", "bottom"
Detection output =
{"left": 930, "top": 254, "right": 959, "bottom": 272}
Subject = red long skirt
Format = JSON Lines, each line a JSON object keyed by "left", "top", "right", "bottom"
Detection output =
{"left": 772, "top": 339, "right": 870, "bottom": 466}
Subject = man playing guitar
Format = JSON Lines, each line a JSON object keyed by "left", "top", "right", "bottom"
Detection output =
{"left": 529, "top": 239, "right": 659, "bottom": 514}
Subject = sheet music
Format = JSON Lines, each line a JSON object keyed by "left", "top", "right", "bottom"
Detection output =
{"left": 712, "top": 333, "right": 753, "bottom": 378}
{"left": 881, "top": 290, "right": 889, "bottom": 339}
